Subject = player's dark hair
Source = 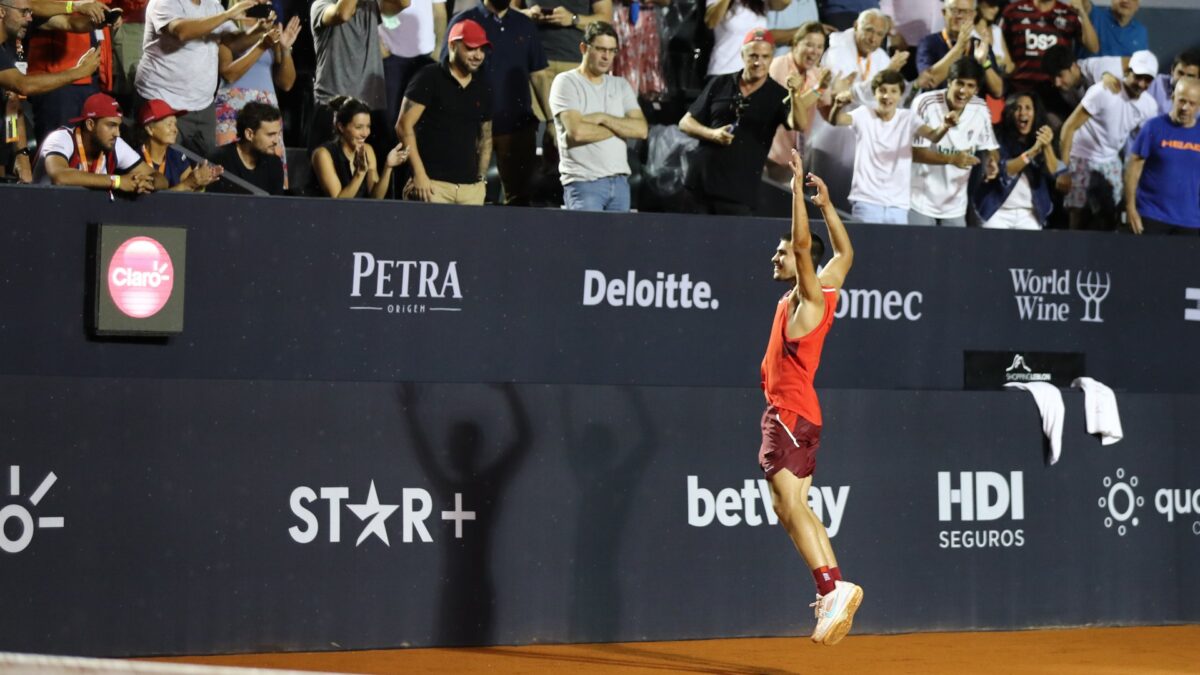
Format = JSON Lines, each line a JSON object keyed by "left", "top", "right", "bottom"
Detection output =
{"left": 1175, "top": 48, "right": 1200, "bottom": 71}
{"left": 781, "top": 232, "right": 826, "bottom": 268}
{"left": 584, "top": 21, "right": 619, "bottom": 47}
{"left": 236, "top": 102, "right": 282, "bottom": 139}
{"left": 949, "top": 57, "right": 985, "bottom": 85}
{"left": 870, "top": 69, "right": 905, "bottom": 92}
{"left": 1041, "top": 44, "right": 1076, "bottom": 77}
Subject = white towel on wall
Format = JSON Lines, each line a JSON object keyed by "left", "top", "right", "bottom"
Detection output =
{"left": 1004, "top": 382, "right": 1065, "bottom": 464}
{"left": 1071, "top": 377, "right": 1124, "bottom": 446}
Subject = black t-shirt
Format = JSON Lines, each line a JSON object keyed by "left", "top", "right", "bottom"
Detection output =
{"left": 0, "top": 40, "right": 17, "bottom": 76}
{"left": 533, "top": 0, "right": 592, "bottom": 63}
{"left": 404, "top": 61, "right": 492, "bottom": 185}
{"left": 208, "top": 143, "right": 285, "bottom": 196}
{"left": 686, "top": 72, "right": 790, "bottom": 205}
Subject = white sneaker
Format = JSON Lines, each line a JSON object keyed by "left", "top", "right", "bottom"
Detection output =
{"left": 810, "top": 580, "right": 864, "bottom": 646}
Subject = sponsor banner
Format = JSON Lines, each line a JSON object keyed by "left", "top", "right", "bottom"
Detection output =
{"left": 1, "top": 378, "right": 1198, "bottom": 657}
{"left": 1, "top": 187, "right": 1199, "bottom": 391}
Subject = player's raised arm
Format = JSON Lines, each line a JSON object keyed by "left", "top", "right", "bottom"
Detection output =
{"left": 788, "top": 150, "right": 824, "bottom": 304}
{"left": 808, "top": 172, "right": 853, "bottom": 292}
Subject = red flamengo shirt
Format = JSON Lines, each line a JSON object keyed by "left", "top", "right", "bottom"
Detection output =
{"left": 760, "top": 287, "right": 838, "bottom": 427}
{"left": 1002, "top": 0, "right": 1083, "bottom": 92}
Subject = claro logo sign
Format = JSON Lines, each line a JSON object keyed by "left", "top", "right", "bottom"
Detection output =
{"left": 1, "top": 466, "right": 65, "bottom": 554}
{"left": 938, "top": 471, "right": 1025, "bottom": 549}
{"left": 1009, "top": 268, "right": 1110, "bottom": 323}
{"left": 108, "top": 236, "right": 174, "bottom": 318}
{"left": 349, "top": 252, "right": 463, "bottom": 315}
{"left": 583, "top": 270, "right": 718, "bottom": 310}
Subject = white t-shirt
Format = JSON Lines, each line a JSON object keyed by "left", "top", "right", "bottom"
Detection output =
{"left": 379, "top": 0, "right": 444, "bottom": 58}
{"left": 549, "top": 69, "right": 640, "bottom": 184}
{"left": 1070, "top": 83, "right": 1159, "bottom": 163}
{"left": 707, "top": 0, "right": 766, "bottom": 76}
{"left": 1078, "top": 56, "right": 1123, "bottom": 88}
{"left": 136, "top": 0, "right": 236, "bottom": 111}
{"left": 33, "top": 128, "right": 142, "bottom": 184}
{"left": 849, "top": 106, "right": 920, "bottom": 209}
{"left": 820, "top": 28, "right": 892, "bottom": 109}
{"left": 911, "top": 91, "right": 999, "bottom": 218}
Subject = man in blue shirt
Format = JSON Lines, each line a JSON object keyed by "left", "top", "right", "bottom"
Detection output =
{"left": 442, "top": 0, "right": 548, "bottom": 205}
{"left": 1085, "top": 0, "right": 1146, "bottom": 57}
{"left": 1125, "top": 77, "right": 1200, "bottom": 235}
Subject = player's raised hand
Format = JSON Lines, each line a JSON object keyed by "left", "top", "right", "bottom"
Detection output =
{"left": 805, "top": 172, "right": 831, "bottom": 208}
{"left": 789, "top": 149, "right": 804, "bottom": 193}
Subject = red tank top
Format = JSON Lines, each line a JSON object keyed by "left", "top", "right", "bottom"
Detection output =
{"left": 760, "top": 287, "right": 838, "bottom": 426}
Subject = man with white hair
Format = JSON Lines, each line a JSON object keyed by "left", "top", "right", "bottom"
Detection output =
{"left": 1124, "top": 77, "right": 1200, "bottom": 235}
{"left": 915, "top": 0, "right": 1003, "bottom": 98}
{"left": 1058, "top": 49, "right": 1158, "bottom": 230}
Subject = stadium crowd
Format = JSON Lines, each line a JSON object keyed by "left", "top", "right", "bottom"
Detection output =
{"left": 0, "top": 0, "right": 1196, "bottom": 232}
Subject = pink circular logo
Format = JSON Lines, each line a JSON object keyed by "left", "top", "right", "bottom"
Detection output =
{"left": 108, "top": 236, "right": 174, "bottom": 318}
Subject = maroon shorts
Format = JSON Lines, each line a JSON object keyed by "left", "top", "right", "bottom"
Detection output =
{"left": 758, "top": 405, "right": 822, "bottom": 479}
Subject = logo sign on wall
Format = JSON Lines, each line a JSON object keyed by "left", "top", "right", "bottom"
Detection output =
{"left": 1008, "top": 269, "right": 1111, "bottom": 323}
{"left": 1, "top": 466, "right": 64, "bottom": 554}
{"left": 937, "top": 471, "right": 1026, "bottom": 549}
{"left": 962, "top": 351, "right": 1085, "bottom": 389}
{"left": 348, "top": 252, "right": 463, "bottom": 316}
{"left": 94, "top": 225, "right": 187, "bottom": 335}
{"left": 1099, "top": 467, "right": 1200, "bottom": 537}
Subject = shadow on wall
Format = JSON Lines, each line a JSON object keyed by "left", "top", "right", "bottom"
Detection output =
{"left": 398, "top": 382, "right": 531, "bottom": 646}
{"left": 563, "top": 387, "right": 658, "bottom": 643}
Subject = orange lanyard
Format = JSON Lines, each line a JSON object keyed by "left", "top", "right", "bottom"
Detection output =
{"left": 141, "top": 146, "right": 166, "bottom": 175}
{"left": 941, "top": 29, "right": 952, "bottom": 48}
{"left": 855, "top": 52, "right": 871, "bottom": 78}
{"left": 74, "top": 127, "right": 106, "bottom": 174}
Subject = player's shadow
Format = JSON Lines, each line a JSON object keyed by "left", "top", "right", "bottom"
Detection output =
{"left": 399, "top": 382, "right": 531, "bottom": 646}
{"left": 564, "top": 386, "right": 658, "bottom": 642}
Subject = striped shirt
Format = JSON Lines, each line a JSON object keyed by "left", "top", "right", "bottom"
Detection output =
{"left": 1002, "top": 0, "right": 1083, "bottom": 92}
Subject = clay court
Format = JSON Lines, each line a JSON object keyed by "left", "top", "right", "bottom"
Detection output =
{"left": 151, "top": 626, "right": 1200, "bottom": 674}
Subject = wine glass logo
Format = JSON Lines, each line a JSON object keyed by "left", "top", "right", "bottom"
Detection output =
{"left": 1076, "top": 271, "right": 1111, "bottom": 323}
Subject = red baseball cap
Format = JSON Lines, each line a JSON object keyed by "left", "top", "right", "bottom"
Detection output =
{"left": 448, "top": 19, "right": 490, "bottom": 49}
{"left": 743, "top": 28, "right": 775, "bottom": 46}
{"left": 138, "top": 99, "right": 187, "bottom": 126}
{"left": 69, "top": 93, "right": 122, "bottom": 123}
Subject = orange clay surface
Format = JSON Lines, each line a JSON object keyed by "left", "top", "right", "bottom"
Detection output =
{"left": 151, "top": 625, "right": 1200, "bottom": 674}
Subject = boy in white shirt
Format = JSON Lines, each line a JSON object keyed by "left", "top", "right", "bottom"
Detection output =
{"left": 1059, "top": 50, "right": 1160, "bottom": 230}
{"left": 910, "top": 58, "right": 1000, "bottom": 226}
{"left": 828, "top": 69, "right": 957, "bottom": 224}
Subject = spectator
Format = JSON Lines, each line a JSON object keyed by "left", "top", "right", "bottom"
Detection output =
{"left": 32, "top": 92, "right": 166, "bottom": 192}
{"left": 819, "top": 0, "right": 878, "bottom": 31}
{"left": 1124, "top": 77, "right": 1200, "bottom": 235}
{"left": 1084, "top": 0, "right": 1145, "bottom": 58}
{"left": 821, "top": 9, "right": 905, "bottom": 112}
{"left": 1002, "top": 0, "right": 1097, "bottom": 96}
{"left": 1057, "top": 49, "right": 1158, "bottom": 230}
{"left": 137, "top": 98, "right": 224, "bottom": 190}
{"left": 516, "top": 0, "right": 612, "bottom": 166}
{"left": 308, "top": 0, "right": 408, "bottom": 155}
{"left": 973, "top": 92, "right": 1060, "bottom": 229}
{"left": 766, "top": 20, "right": 827, "bottom": 174}
{"left": 974, "top": 0, "right": 1012, "bottom": 77}
{"left": 702, "top": 0, "right": 769, "bottom": 77}
{"left": 311, "top": 95, "right": 408, "bottom": 199}
{"left": 827, "top": 69, "right": 957, "bottom": 224}
{"left": 110, "top": 0, "right": 150, "bottom": 108}
{"left": 380, "top": 0, "right": 446, "bottom": 144}
{"left": 207, "top": 100, "right": 285, "bottom": 194}
{"left": 915, "top": 0, "right": 1003, "bottom": 99}
{"left": 766, "top": 0, "right": 817, "bottom": 56}
{"left": 549, "top": 20, "right": 646, "bottom": 211}
{"left": 23, "top": 0, "right": 110, "bottom": 142}
{"left": 1147, "top": 49, "right": 1200, "bottom": 116}
{"left": 911, "top": 58, "right": 999, "bottom": 226}
{"left": 443, "top": 0, "right": 547, "bottom": 206}
{"left": 397, "top": 18, "right": 491, "bottom": 205}
{"left": 679, "top": 28, "right": 802, "bottom": 215}
{"left": 215, "top": 15, "right": 299, "bottom": 146}
{"left": 137, "top": 0, "right": 272, "bottom": 156}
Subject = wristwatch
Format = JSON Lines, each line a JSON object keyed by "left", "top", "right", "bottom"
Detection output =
{"left": 571, "top": 13, "right": 579, "bottom": 26}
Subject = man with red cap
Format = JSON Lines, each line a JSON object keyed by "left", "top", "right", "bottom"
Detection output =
{"left": 32, "top": 91, "right": 165, "bottom": 192}
{"left": 678, "top": 27, "right": 804, "bottom": 215}
{"left": 397, "top": 18, "right": 493, "bottom": 205}
{"left": 137, "top": 98, "right": 223, "bottom": 191}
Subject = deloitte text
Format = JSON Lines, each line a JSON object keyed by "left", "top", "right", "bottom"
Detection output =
{"left": 686, "top": 476, "right": 849, "bottom": 537}
{"left": 938, "top": 471, "right": 1025, "bottom": 549}
{"left": 289, "top": 481, "right": 475, "bottom": 546}
{"left": 583, "top": 270, "right": 718, "bottom": 310}
{"left": 834, "top": 288, "right": 923, "bottom": 321}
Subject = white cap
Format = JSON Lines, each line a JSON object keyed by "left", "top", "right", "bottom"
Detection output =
{"left": 1128, "top": 50, "right": 1159, "bottom": 77}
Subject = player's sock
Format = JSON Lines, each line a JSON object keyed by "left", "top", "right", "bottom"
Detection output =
{"left": 829, "top": 566, "right": 843, "bottom": 582}
{"left": 813, "top": 566, "right": 836, "bottom": 596}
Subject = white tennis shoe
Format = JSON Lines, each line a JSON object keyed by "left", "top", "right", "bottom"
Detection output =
{"left": 809, "top": 580, "right": 864, "bottom": 646}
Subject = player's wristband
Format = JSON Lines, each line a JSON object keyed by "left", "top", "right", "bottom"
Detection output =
{"left": 110, "top": 174, "right": 120, "bottom": 191}
{"left": 1020, "top": 152, "right": 1032, "bottom": 164}
{"left": 65, "top": 1, "right": 74, "bottom": 13}
{"left": 980, "top": 59, "right": 992, "bottom": 70}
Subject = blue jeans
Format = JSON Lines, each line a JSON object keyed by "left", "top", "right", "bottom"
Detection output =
{"left": 851, "top": 200, "right": 909, "bottom": 225}
{"left": 564, "top": 175, "right": 631, "bottom": 212}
